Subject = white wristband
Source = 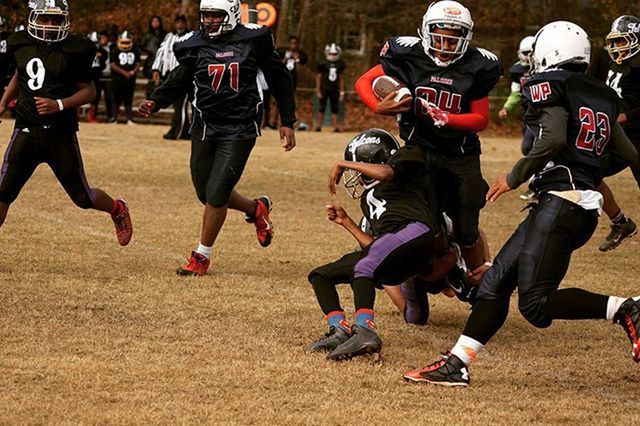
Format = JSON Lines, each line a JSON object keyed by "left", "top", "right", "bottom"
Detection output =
{"left": 56, "top": 99, "right": 64, "bottom": 111}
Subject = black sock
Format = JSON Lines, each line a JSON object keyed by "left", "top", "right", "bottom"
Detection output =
{"left": 462, "top": 298, "right": 510, "bottom": 345}
{"left": 310, "top": 275, "right": 343, "bottom": 315}
{"left": 612, "top": 209, "right": 628, "bottom": 224}
{"left": 543, "top": 288, "right": 608, "bottom": 320}
{"left": 352, "top": 277, "right": 376, "bottom": 311}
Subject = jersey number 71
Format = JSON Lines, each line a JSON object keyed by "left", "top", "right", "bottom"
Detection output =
{"left": 208, "top": 63, "right": 239, "bottom": 93}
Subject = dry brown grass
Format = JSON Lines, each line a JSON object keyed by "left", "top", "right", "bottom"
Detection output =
{"left": 1, "top": 119, "right": 640, "bottom": 425}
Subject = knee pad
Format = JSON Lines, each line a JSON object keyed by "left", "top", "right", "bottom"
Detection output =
{"left": 518, "top": 295, "right": 552, "bottom": 329}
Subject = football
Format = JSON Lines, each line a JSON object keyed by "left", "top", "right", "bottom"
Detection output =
{"left": 372, "top": 75, "right": 411, "bottom": 101}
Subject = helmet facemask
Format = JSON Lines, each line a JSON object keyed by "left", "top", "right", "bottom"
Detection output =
{"left": 200, "top": 9, "right": 232, "bottom": 38}
{"left": 420, "top": 23, "right": 471, "bottom": 67}
{"left": 606, "top": 32, "right": 640, "bottom": 64}
{"left": 343, "top": 170, "right": 364, "bottom": 199}
{"left": 28, "top": 9, "right": 70, "bottom": 42}
{"left": 118, "top": 32, "right": 133, "bottom": 51}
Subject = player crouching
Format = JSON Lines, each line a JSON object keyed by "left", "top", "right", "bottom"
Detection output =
{"left": 306, "top": 129, "right": 440, "bottom": 361}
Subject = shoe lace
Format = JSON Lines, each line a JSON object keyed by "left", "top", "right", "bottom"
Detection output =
{"left": 186, "top": 253, "right": 206, "bottom": 270}
{"left": 421, "top": 353, "right": 450, "bottom": 372}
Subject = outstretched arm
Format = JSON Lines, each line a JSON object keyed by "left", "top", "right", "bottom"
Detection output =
{"left": 139, "top": 64, "right": 193, "bottom": 117}
{"left": 326, "top": 204, "right": 374, "bottom": 248}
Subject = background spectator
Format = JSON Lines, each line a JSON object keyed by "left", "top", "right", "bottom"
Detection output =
{"left": 87, "top": 32, "right": 109, "bottom": 123}
{"left": 141, "top": 16, "right": 166, "bottom": 97}
{"left": 151, "top": 14, "right": 190, "bottom": 140}
{"left": 315, "top": 43, "right": 345, "bottom": 132}
{"left": 98, "top": 31, "right": 116, "bottom": 122}
{"left": 110, "top": 31, "right": 141, "bottom": 124}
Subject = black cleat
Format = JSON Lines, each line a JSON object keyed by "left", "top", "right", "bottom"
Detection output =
{"left": 446, "top": 265, "right": 476, "bottom": 304}
{"left": 613, "top": 297, "right": 640, "bottom": 362}
{"left": 403, "top": 353, "right": 470, "bottom": 387}
{"left": 326, "top": 325, "right": 382, "bottom": 361}
{"left": 305, "top": 326, "right": 350, "bottom": 353}
{"left": 599, "top": 219, "right": 637, "bottom": 252}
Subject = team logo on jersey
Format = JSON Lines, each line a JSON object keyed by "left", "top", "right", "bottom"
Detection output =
{"left": 529, "top": 82, "right": 552, "bottom": 102}
{"left": 443, "top": 7, "right": 462, "bottom": 15}
{"left": 476, "top": 48, "right": 499, "bottom": 61}
{"left": 380, "top": 42, "right": 390, "bottom": 57}
{"left": 430, "top": 76, "right": 454, "bottom": 85}
{"left": 216, "top": 51, "right": 236, "bottom": 58}
{"left": 395, "top": 36, "right": 421, "bottom": 48}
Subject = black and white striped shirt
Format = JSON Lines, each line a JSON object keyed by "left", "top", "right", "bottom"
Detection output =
{"left": 152, "top": 32, "right": 182, "bottom": 77}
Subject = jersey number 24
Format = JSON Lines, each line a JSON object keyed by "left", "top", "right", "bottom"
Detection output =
{"left": 414, "top": 87, "right": 462, "bottom": 116}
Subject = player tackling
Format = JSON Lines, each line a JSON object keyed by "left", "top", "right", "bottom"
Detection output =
{"left": 403, "top": 21, "right": 640, "bottom": 387}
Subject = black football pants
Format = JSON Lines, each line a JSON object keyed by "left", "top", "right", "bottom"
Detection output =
{"left": 462, "top": 194, "right": 608, "bottom": 344}
{"left": 422, "top": 149, "right": 489, "bottom": 247}
{"left": 0, "top": 128, "right": 96, "bottom": 208}
{"left": 308, "top": 222, "right": 434, "bottom": 314}
{"left": 190, "top": 137, "right": 256, "bottom": 207}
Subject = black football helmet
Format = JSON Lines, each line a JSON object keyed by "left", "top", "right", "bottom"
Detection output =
{"left": 606, "top": 15, "right": 640, "bottom": 64}
{"left": 343, "top": 128, "right": 400, "bottom": 198}
{"left": 27, "top": 0, "right": 70, "bottom": 42}
{"left": 0, "top": 16, "right": 8, "bottom": 32}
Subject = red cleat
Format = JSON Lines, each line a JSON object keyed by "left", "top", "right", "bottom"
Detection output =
{"left": 177, "top": 251, "right": 210, "bottom": 276}
{"left": 614, "top": 297, "right": 640, "bottom": 362}
{"left": 111, "top": 199, "right": 133, "bottom": 246}
{"left": 246, "top": 196, "right": 273, "bottom": 247}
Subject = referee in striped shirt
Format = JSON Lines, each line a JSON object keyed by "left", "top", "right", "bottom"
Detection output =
{"left": 151, "top": 15, "right": 191, "bottom": 140}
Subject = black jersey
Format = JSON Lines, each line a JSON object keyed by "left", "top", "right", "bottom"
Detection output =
{"left": 276, "top": 48, "right": 307, "bottom": 87}
{"left": 605, "top": 54, "right": 640, "bottom": 137}
{"left": 110, "top": 45, "right": 141, "bottom": 73}
{"left": 380, "top": 36, "right": 503, "bottom": 156}
{"left": 90, "top": 46, "right": 108, "bottom": 81}
{"left": 523, "top": 70, "right": 620, "bottom": 192}
{"left": 0, "top": 31, "right": 12, "bottom": 80}
{"left": 359, "top": 146, "right": 437, "bottom": 236}
{"left": 149, "top": 24, "right": 296, "bottom": 141}
{"left": 509, "top": 62, "right": 530, "bottom": 115}
{"left": 7, "top": 31, "right": 95, "bottom": 131}
{"left": 317, "top": 59, "right": 345, "bottom": 92}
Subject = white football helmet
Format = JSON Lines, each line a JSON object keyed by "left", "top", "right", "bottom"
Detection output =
{"left": 325, "top": 43, "right": 342, "bottom": 61}
{"left": 199, "top": 0, "right": 241, "bottom": 38}
{"left": 418, "top": 1, "right": 474, "bottom": 67}
{"left": 517, "top": 35, "right": 535, "bottom": 66}
{"left": 530, "top": 21, "right": 590, "bottom": 74}
{"left": 88, "top": 31, "right": 99, "bottom": 44}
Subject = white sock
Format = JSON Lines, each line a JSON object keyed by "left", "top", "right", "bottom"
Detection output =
{"left": 606, "top": 296, "right": 627, "bottom": 322}
{"left": 196, "top": 243, "right": 212, "bottom": 259}
{"left": 450, "top": 335, "right": 484, "bottom": 366}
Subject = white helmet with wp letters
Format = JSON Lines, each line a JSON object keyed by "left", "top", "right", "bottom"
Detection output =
{"left": 530, "top": 21, "right": 590, "bottom": 74}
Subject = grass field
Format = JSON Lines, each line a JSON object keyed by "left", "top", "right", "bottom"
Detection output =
{"left": 1, "top": 119, "right": 639, "bottom": 424}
